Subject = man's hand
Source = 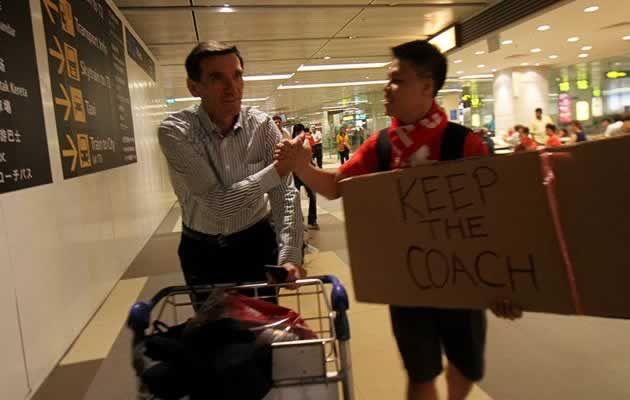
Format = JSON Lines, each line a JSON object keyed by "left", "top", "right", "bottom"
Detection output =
{"left": 274, "top": 134, "right": 312, "bottom": 175}
{"left": 282, "top": 262, "right": 306, "bottom": 289}
{"left": 490, "top": 300, "right": 523, "bottom": 321}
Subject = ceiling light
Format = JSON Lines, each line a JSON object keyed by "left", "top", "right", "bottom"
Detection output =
{"left": 530, "top": 48, "right": 542, "bottom": 53}
{"left": 521, "top": 62, "right": 529, "bottom": 66}
{"left": 537, "top": 25, "right": 551, "bottom": 31}
{"left": 438, "top": 89, "right": 464, "bottom": 94}
{"left": 244, "top": 73, "right": 294, "bottom": 81}
{"left": 297, "top": 62, "right": 390, "bottom": 72}
{"left": 166, "top": 97, "right": 199, "bottom": 103}
{"left": 348, "top": 36, "right": 354, "bottom": 39}
{"left": 324, "top": 56, "right": 331, "bottom": 60}
{"left": 459, "top": 74, "right": 494, "bottom": 80}
{"left": 584, "top": 6, "right": 599, "bottom": 12}
{"left": 278, "top": 80, "right": 388, "bottom": 90}
{"left": 456, "top": 70, "right": 464, "bottom": 74}
{"left": 568, "top": 36, "right": 580, "bottom": 42}
{"left": 549, "top": 54, "right": 559, "bottom": 59}
{"left": 502, "top": 39, "right": 513, "bottom": 45}
{"left": 454, "top": 59, "right": 463, "bottom": 64}
{"left": 475, "top": 50, "right": 485, "bottom": 55}
{"left": 491, "top": 68, "right": 497, "bottom": 72}
{"left": 535, "top": 63, "right": 541, "bottom": 66}
{"left": 218, "top": 5, "right": 234, "bottom": 12}
{"left": 477, "top": 64, "right": 486, "bottom": 68}
{"left": 581, "top": 46, "right": 593, "bottom": 51}
{"left": 623, "top": 35, "right": 630, "bottom": 41}
{"left": 241, "top": 97, "right": 269, "bottom": 102}
{"left": 578, "top": 53, "right": 589, "bottom": 58}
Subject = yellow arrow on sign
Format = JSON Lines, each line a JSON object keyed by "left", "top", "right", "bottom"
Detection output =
{"left": 43, "top": 0, "right": 59, "bottom": 24}
{"left": 54, "top": 84, "right": 71, "bottom": 121}
{"left": 62, "top": 134, "right": 78, "bottom": 172}
{"left": 48, "top": 36, "right": 65, "bottom": 75}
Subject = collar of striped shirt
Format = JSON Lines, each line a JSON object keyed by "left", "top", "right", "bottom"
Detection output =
{"left": 197, "top": 104, "right": 244, "bottom": 137}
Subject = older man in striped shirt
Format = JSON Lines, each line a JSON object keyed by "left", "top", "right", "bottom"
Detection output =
{"left": 158, "top": 41, "right": 304, "bottom": 301}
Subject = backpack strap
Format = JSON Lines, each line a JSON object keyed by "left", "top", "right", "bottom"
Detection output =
{"left": 376, "top": 128, "right": 391, "bottom": 172}
{"left": 377, "top": 122, "right": 470, "bottom": 170}
{"left": 440, "top": 122, "right": 469, "bottom": 161}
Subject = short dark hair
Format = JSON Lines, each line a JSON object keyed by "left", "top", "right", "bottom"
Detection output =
{"left": 523, "top": 127, "right": 530, "bottom": 134}
{"left": 392, "top": 40, "right": 447, "bottom": 97}
{"left": 272, "top": 115, "right": 282, "bottom": 122}
{"left": 536, "top": 108, "right": 543, "bottom": 113}
{"left": 571, "top": 120, "right": 583, "bottom": 130}
{"left": 303, "top": 126, "right": 310, "bottom": 133}
{"left": 292, "top": 123, "right": 305, "bottom": 138}
{"left": 185, "top": 41, "right": 244, "bottom": 82}
{"left": 602, "top": 118, "right": 613, "bottom": 124}
{"left": 546, "top": 123, "right": 556, "bottom": 132}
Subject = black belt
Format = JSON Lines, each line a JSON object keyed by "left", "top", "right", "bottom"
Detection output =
{"left": 182, "top": 217, "right": 271, "bottom": 248}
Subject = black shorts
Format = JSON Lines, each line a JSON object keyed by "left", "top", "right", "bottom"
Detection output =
{"left": 389, "top": 306, "right": 486, "bottom": 383}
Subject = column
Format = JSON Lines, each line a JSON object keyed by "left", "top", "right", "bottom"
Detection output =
{"left": 493, "top": 67, "right": 550, "bottom": 134}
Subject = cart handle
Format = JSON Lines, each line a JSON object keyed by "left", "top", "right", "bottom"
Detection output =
{"left": 127, "top": 275, "right": 351, "bottom": 341}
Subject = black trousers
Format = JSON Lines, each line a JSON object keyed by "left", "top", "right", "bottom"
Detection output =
{"left": 339, "top": 149, "right": 350, "bottom": 164}
{"left": 294, "top": 175, "right": 317, "bottom": 225}
{"left": 312, "top": 143, "right": 323, "bottom": 168}
{"left": 178, "top": 219, "right": 278, "bottom": 306}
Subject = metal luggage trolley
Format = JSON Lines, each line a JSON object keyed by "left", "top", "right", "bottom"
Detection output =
{"left": 127, "top": 275, "right": 354, "bottom": 399}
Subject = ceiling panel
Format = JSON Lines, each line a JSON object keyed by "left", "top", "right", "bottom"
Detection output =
{"left": 149, "top": 44, "right": 195, "bottom": 66}
{"left": 290, "top": 68, "right": 390, "bottom": 84}
{"left": 243, "top": 59, "right": 305, "bottom": 75}
{"left": 194, "top": 8, "right": 358, "bottom": 41}
{"left": 371, "top": 0, "right": 488, "bottom": 3}
{"left": 313, "top": 36, "right": 420, "bottom": 58}
{"left": 194, "top": 0, "right": 370, "bottom": 3}
{"left": 124, "top": 11, "right": 197, "bottom": 44}
{"left": 340, "top": 6, "right": 480, "bottom": 38}
{"left": 228, "top": 39, "right": 327, "bottom": 62}
{"left": 113, "top": 0, "right": 189, "bottom": 6}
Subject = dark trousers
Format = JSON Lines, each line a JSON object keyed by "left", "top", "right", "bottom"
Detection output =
{"left": 178, "top": 219, "right": 278, "bottom": 307}
{"left": 339, "top": 149, "right": 350, "bottom": 164}
{"left": 294, "top": 175, "right": 317, "bottom": 225}
{"left": 312, "top": 143, "right": 323, "bottom": 168}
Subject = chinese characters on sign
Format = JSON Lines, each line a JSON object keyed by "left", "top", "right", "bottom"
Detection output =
{"left": 0, "top": 0, "right": 53, "bottom": 193}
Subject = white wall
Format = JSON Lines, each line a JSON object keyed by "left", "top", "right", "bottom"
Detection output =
{"left": 0, "top": 0, "right": 175, "bottom": 398}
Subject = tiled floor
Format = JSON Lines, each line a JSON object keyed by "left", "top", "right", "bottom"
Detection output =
{"left": 30, "top": 194, "right": 630, "bottom": 400}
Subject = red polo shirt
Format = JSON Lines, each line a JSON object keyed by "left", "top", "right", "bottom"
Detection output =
{"left": 339, "top": 125, "right": 488, "bottom": 178}
{"left": 546, "top": 134, "right": 562, "bottom": 148}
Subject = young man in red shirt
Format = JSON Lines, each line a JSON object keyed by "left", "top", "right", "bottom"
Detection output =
{"left": 276, "top": 40, "right": 521, "bottom": 400}
{"left": 545, "top": 123, "right": 562, "bottom": 148}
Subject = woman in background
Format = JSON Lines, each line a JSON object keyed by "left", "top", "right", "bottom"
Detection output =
{"left": 570, "top": 121, "right": 587, "bottom": 143}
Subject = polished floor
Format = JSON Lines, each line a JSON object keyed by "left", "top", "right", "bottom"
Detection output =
{"left": 31, "top": 168, "right": 630, "bottom": 400}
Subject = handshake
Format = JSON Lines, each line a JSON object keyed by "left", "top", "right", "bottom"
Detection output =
{"left": 273, "top": 133, "right": 313, "bottom": 177}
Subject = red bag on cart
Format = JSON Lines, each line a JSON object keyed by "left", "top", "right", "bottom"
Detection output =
{"left": 223, "top": 294, "right": 317, "bottom": 340}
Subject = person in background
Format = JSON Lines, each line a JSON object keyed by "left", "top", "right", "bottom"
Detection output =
{"left": 620, "top": 113, "right": 630, "bottom": 135}
{"left": 570, "top": 120, "right": 587, "bottom": 143}
{"left": 514, "top": 127, "right": 537, "bottom": 152}
{"left": 273, "top": 115, "right": 292, "bottom": 140}
{"left": 276, "top": 39, "right": 521, "bottom": 400}
{"left": 602, "top": 115, "right": 623, "bottom": 137}
{"left": 292, "top": 124, "right": 319, "bottom": 231}
{"left": 476, "top": 128, "right": 495, "bottom": 155}
{"left": 311, "top": 128, "right": 324, "bottom": 168}
{"left": 336, "top": 128, "right": 350, "bottom": 164}
{"left": 545, "top": 123, "right": 562, "bottom": 148}
{"left": 559, "top": 127, "right": 570, "bottom": 138}
{"left": 503, "top": 124, "right": 523, "bottom": 147}
{"left": 530, "top": 107, "right": 554, "bottom": 145}
{"left": 158, "top": 41, "right": 304, "bottom": 303}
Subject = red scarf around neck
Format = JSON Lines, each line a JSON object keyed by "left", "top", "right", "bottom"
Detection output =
{"left": 388, "top": 101, "right": 448, "bottom": 167}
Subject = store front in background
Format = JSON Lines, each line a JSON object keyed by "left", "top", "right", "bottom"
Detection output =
{"left": 548, "top": 54, "right": 630, "bottom": 135}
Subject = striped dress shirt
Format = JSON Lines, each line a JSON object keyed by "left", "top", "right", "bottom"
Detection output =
{"left": 158, "top": 104, "right": 303, "bottom": 266}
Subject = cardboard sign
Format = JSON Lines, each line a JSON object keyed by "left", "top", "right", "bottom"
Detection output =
{"left": 340, "top": 135, "right": 630, "bottom": 318}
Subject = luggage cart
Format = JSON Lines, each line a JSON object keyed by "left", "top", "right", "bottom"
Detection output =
{"left": 127, "top": 275, "right": 354, "bottom": 399}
